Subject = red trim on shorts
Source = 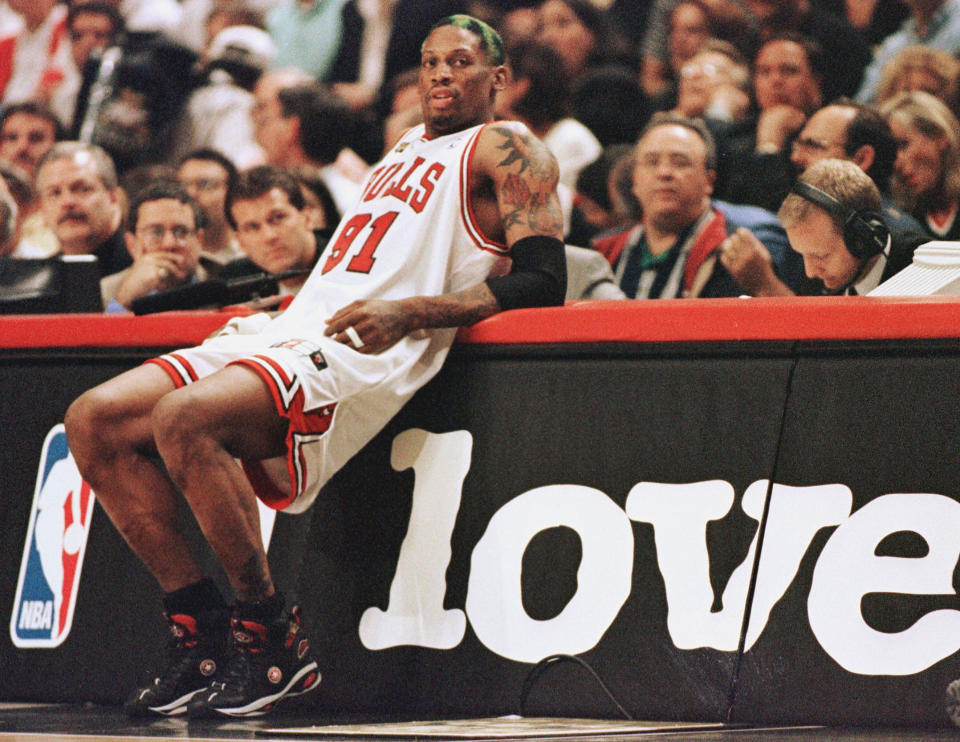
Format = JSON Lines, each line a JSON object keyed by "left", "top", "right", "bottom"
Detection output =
{"left": 231, "top": 357, "right": 336, "bottom": 511}
{"left": 145, "top": 353, "right": 198, "bottom": 388}
{"left": 237, "top": 355, "right": 294, "bottom": 412}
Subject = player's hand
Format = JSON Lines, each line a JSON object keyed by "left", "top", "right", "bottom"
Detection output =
{"left": 719, "top": 227, "right": 778, "bottom": 296}
{"left": 323, "top": 299, "right": 418, "bottom": 354}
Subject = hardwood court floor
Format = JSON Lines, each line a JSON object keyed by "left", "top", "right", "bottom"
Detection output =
{"left": 1, "top": 704, "right": 960, "bottom": 742}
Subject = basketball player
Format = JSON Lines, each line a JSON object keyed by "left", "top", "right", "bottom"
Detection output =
{"left": 64, "top": 15, "right": 565, "bottom": 719}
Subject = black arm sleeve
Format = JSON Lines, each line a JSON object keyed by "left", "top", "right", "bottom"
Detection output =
{"left": 484, "top": 235, "right": 567, "bottom": 311}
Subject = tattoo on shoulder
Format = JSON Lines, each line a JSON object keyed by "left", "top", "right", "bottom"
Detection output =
{"left": 491, "top": 125, "right": 563, "bottom": 235}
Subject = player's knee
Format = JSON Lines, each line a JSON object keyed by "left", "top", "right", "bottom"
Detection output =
{"left": 64, "top": 388, "right": 110, "bottom": 468}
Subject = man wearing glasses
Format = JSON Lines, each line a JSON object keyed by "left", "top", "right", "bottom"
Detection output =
{"left": 100, "top": 181, "right": 205, "bottom": 311}
{"left": 790, "top": 100, "right": 925, "bottom": 236}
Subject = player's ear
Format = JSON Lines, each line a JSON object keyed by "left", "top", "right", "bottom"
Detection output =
{"left": 492, "top": 65, "right": 507, "bottom": 92}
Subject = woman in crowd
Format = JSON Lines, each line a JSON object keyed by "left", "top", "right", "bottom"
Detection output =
{"left": 535, "top": 0, "right": 632, "bottom": 82}
{"left": 880, "top": 90, "right": 960, "bottom": 241}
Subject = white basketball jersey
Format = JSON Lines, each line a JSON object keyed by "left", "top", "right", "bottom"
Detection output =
{"left": 249, "top": 121, "right": 510, "bottom": 407}
{"left": 286, "top": 122, "right": 507, "bottom": 315}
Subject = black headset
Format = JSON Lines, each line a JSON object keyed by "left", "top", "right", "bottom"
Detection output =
{"left": 790, "top": 180, "right": 889, "bottom": 260}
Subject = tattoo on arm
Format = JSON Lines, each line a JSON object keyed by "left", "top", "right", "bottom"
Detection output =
{"left": 402, "top": 284, "right": 500, "bottom": 331}
{"left": 491, "top": 126, "right": 563, "bottom": 237}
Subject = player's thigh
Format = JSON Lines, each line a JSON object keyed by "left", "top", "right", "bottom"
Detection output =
{"left": 154, "top": 363, "right": 288, "bottom": 461}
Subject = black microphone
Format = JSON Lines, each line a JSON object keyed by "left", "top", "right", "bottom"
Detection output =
{"left": 131, "top": 269, "right": 312, "bottom": 315}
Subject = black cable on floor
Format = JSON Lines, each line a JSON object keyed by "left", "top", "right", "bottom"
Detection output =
{"left": 518, "top": 653, "right": 633, "bottom": 720}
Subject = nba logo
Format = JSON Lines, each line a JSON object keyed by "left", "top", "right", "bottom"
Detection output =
{"left": 10, "top": 425, "right": 96, "bottom": 648}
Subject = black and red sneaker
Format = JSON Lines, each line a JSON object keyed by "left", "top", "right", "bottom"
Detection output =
{"left": 187, "top": 604, "right": 321, "bottom": 718}
{"left": 123, "top": 610, "right": 227, "bottom": 717}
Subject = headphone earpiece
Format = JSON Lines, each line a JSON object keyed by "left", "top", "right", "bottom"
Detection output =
{"left": 790, "top": 181, "right": 888, "bottom": 260}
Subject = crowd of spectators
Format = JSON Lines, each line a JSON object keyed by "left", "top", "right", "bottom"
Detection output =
{"left": 0, "top": 0, "right": 956, "bottom": 310}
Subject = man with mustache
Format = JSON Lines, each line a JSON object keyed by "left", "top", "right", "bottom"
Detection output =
{"left": 34, "top": 141, "right": 129, "bottom": 276}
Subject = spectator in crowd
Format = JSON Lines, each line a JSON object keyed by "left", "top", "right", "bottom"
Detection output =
{"left": 327, "top": 0, "right": 404, "bottom": 111}
{"left": 668, "top": 38, "right": 751, "bottom": 122}
{"left": 497, "top": 41, "right": 601, "bottom": 192}
{"left": 0, "top": 163, "right": 36, "bottom": 257}
{"left": 741, "top": 0, "right": 870, "bottom": 103}
{"left": 0, "top": 102, "right": 64, "bottom": 183}
{"left": 266, "top": 0, "right": 351, "bottom": 81}
{"left": 881, "top": 90, "right": 960, "bottom": 241}
{"left": 791, "top": 100, "right": 926, "bottom": 236}
{"left": 34, "top": 141, "right": 129, "bottom": 276}
{"left": 607, "top": 144, "right": 643, "bottom": 223}
{"left": 3, "top": 103, "right": 70, "bottom": 259}
{"left": 775, "top": 158, "right": 922, "bottom": 294}
{"left": 720, "top": 101, "right": 929, "bottom": 296}
{"left": 253, "top": 77, "right": 364, "bottom": 216}
{"left": 568, "top": 143, "right": 636, "bottom": 247}
{"left": 177, "top": 148, "right": 244, "bottom": 276}
{"left": 498, "top": 3, "right": 540, "bottom": 49}
{"left": 101, "top": 180, "right": 206, "bottom": 311}
{"left": 171, "top": 24, "right": 275, "bottom": 169}
{"left": 327, "top": 0, "right": 468, "bottom": 135}
{"left": 219, "top": 166, "right": 324, "bottom": 298}
{"left": 201, "top": 2, "right": 265, "bottom": 57}
{"left": 830, "top": 0, "right": 909, "bottom": 46}
{"left": 591, "top": 114, "right": 798, "bottom": 299}
{"left": 640, "top": 0, "right": 758, "bottom": 97}
{"left": 52, "top": 2, "right": 125, "bottom": 130}
{"left": 714, "top": 33, "right": 826, "bottom": 211}
{"left": 69, "top": 15, "right": 198, "bottom": 173}
{"left": 384, "top": 66, "right": 420, "bottom": 115}
{"left": 874, "top": 45, "right": 960, "bottom": 119}
{"left": 0, "top": 0, "right": 76, "bottom": 107}
{"left": 855, "top": 0, "right": 960, "bottom": 104}
{"left": 535, "top": 0, "right": 633, "bottom": 82}
{"left": 381, "top": 67, "right": 423, "bottom": 152}
{"left": 752, "top": 34, "right": 823, "bottom": 119}
{"left": 666, "top": 0, "right": 715, "bottom": 87}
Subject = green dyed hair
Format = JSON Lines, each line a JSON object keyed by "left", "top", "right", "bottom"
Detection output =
{"left": 428, "top": 14, "right": 505, "bottom": 66}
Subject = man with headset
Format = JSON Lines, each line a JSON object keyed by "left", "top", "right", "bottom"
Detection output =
{"left": 722, "top": 158, "right": 926, "bottom": 295}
